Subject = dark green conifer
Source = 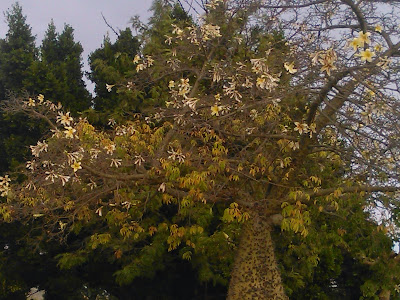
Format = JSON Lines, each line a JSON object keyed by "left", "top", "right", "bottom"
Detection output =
{"left": 24, "top": 23, "right": 91, "bottom": 113}
{"left": 88, "top": 28, "right": 139, "bottom": 112}
{"left": 0, "top": 2, "right": 39, "bottom": 173}
{"left": 0, "top": 2, "right": 36, "bottom": 99}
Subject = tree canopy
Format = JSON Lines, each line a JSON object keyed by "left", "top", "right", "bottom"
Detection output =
{"left": 2, "top": 0, "right": 400, "bottom": 299}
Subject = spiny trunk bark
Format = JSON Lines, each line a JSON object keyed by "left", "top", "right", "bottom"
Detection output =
{"left": 379, "top": 290, "right": 390, "bottom": 300}
{"left": 227, "top": 212, "right": 288, "bottom": 300}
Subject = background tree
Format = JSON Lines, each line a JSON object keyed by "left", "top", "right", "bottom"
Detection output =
{"left": 24, "top": 22, "right": 91, "bottom": 114}
{"left": 88, "top": 1, "right": 191, "bottom": 119}
{"left": 277, "top": 193, "right": 400, "bottom": 299}
{"left": 0, "top": 2, "right": 40, "bottom": 174}
{"left": 88, "top": 28, "right": 139, "bottom": 113}
{"left": 0, "top": 2, "right": 36, "bottom": 99}
{"left": 0, "top": 6, "right": 91, "bottom": 174}
{"left": 0, "top": 4, "right": 91, "bottom": 298}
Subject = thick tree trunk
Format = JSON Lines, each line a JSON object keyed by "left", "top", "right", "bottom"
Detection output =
{"left": 227, "top": 212, "right": 288, "bottom": 300}
{"left": 379, "top": 290, "right": 390, "bottom": 300}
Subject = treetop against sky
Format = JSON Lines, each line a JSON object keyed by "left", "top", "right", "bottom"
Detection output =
{"left": 0, "top": 0, "right": 152, "bottom": 93}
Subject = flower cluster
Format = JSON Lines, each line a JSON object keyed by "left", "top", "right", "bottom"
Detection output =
{"left": 30, "top": 141, "right": 48, "bottom": 158}
{"left": 311, "top": 48, "right": 337, "bottom": 76}
{"left": 205, "top": 0, "right": 224, "bottom": 9}
{"left": 57, "top": 112, "right": 73, "bottom": 126}
{"left": 168, "top": 148, "right": 186, "bottom": 163}
{"left": 251, "top": 55, "right": 281, "bottom": 91}
{"left": 348, "top": 31, "right": 377, "bottom": 62}
{"left": 167, "top": 78, "right": 199, "bottom": 110}
{"left": 294, "top": 122, "right": 317, "bottom": 137}
{"left": 132, "top": 55, "right": 154, "bottom": 72}
{"left": 223, "top": 80, "right": 243, "bottom": 102}
{"left": 200, "top": 24, "right": 222, "bottom": 41}
{"left": 0, "top": 175, "right": 11, "bottom": 197}
{"left": 168, "top": 20, "right": 222, "bottom": 48}
{"left": 284, "top": 62, "right": 297, "bottom": 74}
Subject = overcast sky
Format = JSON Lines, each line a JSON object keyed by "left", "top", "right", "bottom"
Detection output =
{"left": 0, "top": 0, "right": 153, "bottom": 93}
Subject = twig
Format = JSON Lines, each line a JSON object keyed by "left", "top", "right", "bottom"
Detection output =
{"left": 101, "top": 12, "right": 119, "bottom": 37}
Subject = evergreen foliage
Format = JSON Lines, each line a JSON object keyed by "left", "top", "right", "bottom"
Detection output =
{"left": 88, "top": 28, "right": 139, "bottom": 113}
{"left": 0, "top": 2, "right": 40, "bottom": 174}
{"left": 24, "top": 22, "right": 91, "bottom": 114}
{"left": 0, "top": 5, "right": 91, "bottom": 174}
{"left": 0, "top": 2, "right": 36, "bottom": 99}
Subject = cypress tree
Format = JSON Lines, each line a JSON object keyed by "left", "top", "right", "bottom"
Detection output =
{"left": 0, "top": 2, "right": 36, "bottom": 100}
{"left": 0, "top": 2, "right": 39, "bottom": 173}
{"left": 41, "top": 19, "right": 59, "bottom": 63}
{"left": 88, "top": 28, "right": 140, "bottom": 112}
{"left": 24, "top": 23, "right": 91, "bottom": 114}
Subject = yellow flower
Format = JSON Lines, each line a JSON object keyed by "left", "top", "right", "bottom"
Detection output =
{"left": 294, "top": 122, "right": 308, "bottom": 135}
{"left": 309, "top": 123, "right": 317, "bottom": 135}
{"left": 95, "top": 207, "right": 103, "bottom": 217}
{"left": 158, "top": 182, "right": 166, "bottom": 193}
{"left": 136, "top": 63, "right": 146, "bottom": 72}
{"left": 374, "top": 43, "right": 383, "bottom": 52}
{"left": 37, "top": 94, "right": 44, "bottom": 103}
{"left": 367, "top": 89, "right": 375, "bottom": 97}
{"left": 359, "top": 49, "right": 375, "bottom": 62}
{"left": 133, "top": 55, "right": 141, "bottom": 64}
{"left": 310, "top": 52, "right": 319, "bottom": 65}
{"left": 256, "top": 77, "right": 265, "bottom": 86}
{"left": 106, "top": 84, "right": 115, "bottom": 92}
{"left": 358, "top": 31, "right": 371, "bottom": 45}
{"left": 28, "top": 98, "right": 35, "bottom": 107}
{"left": 64, "top": 126, "right": 76, "bottom": 139}
{"left": 146, "top": 55, "right": 154, "bottom": 67}
{"left": 57, "top": 112, "right": 73, "bottom": 126}
{"left": 104, "top": 143, "right": 116, "bottom": 155}
{"left": 71, "top": 161, "right": 82, "bottom": 172}
{"left": 375, "top": 25, "right": 382, "bottom": 33}
{"left": 172, "top": 25, "right": 183, "bottom": 36}
{"left": 320, "top": 62, "right": 336, "bottom": 76}
{"left": 211, "top": 105, "right": 222, "bottom": 116}
{"left": 164, "top": 35, "right": 173, "bottom": 45}
{"left": 168, "top": 80, "right": 175, "bottom": 89}
{"left": 348, "top": 38, "right": 363, "bottom": 51}
{"left": 377, "top": 56, "right": 391, "bottom": 69}
{"left": 284, "top": 62, "right": 297, "bottom": 74}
